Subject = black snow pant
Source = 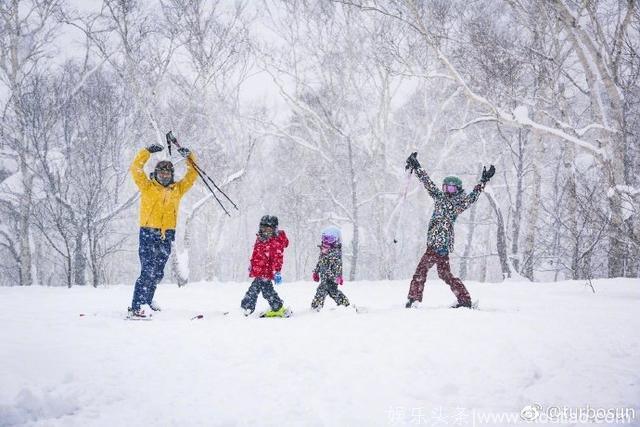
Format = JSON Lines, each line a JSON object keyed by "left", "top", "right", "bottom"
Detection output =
{"left": 241, "top": 278, "right": 283, "bottom": 312}
{"left": 311, "top": 280, "right": 350, "bottom": 310}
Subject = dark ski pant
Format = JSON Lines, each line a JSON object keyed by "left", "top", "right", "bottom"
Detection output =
{"left": 408, "top": 248, "right": 471, "bottom": 305}
{"left": 311, "top": 280, "right": 350, "bottom": 309}
{"left": 131, "top": 227, "right": 174, "bottom": 310}
{"left": 241, "top": 278, "right": 283, "bottom": 312}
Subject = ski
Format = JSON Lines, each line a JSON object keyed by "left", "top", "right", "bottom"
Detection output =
{"left": 352, "top": 304, "right": 368, "bottom": 314}
{"left": 125, "top": 314, "right": 153, "bottom": 321}
{"left": 304, "top": 305, "right": 367, "bottom": 315}
{"left": 449, "top": 299, "right": 480, "bottom": 310}
{"left": 126, "top": 308, "right": 153, "bottom": 320}
{"left": 404, "top": 299, "right": 480, "bottom": 310}
{"left": 190, "top": 311, "right": 229, "bottom": 320}
{"left": 258, "top": 307, "right": 293, "bottom": 318}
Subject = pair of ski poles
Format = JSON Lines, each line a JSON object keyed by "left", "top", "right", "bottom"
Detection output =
{"left": 165, "top": 131, "right": 239, "bottom": 217}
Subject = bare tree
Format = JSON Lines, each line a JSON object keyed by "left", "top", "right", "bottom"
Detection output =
{"left": 0, "top": 0, "right": 64, "bottom": 286}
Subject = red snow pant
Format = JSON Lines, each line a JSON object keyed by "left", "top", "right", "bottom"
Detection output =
{"left": 408, "top": 249, "right": 471, "bottom": 305}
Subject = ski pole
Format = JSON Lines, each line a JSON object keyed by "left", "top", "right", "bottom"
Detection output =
{"left": 167, "top": 131, "right": 239, "bottom": 209}
{"left": 166, "top": 131, "right": 237, "bottom": 215}
{"left": 188, "top": 161, "right": 239, "bottom": 211}
{"left": 191, "top": 161, "right": 232, "bottom": 217}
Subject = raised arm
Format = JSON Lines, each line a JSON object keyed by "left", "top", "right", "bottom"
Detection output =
{"left": 406, "top": 152, "right": 442, "bottom": 200}
{"left": 457, "top": 181, "right": 487, "bottom": 213}
{"left": 175, "top": 148, "right": 198, "bottom": 195}
{"left": 416, "top": 168, "right": 443, "bottom": 200}
{"left": 130, "top": 148, "right": 153, "bottom": 191}
{"left": 456, "top": 165, "right": 495, "bottom": 213}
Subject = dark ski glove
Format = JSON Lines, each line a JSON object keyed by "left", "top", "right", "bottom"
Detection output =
{"left": 178, "top": 147, "right": 191, "bottom": 158}
{"left": 166, "top": 131, "right": 177, "bottom": 145}
{"left": 147, "top": 144, "right": 164, "bottom": 153}
{"left": 405, "top": 152, "right": 421, "bottom": 173}
{"left": 481, "top": 165, "right": 495, "bottom": 183}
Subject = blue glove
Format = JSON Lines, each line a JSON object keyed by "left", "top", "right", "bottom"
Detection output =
{"left": 274, "top": 272, "right": 282, "bottom": 285}
{"left": 177, "top": 147, "right": 191, "bottom": 157}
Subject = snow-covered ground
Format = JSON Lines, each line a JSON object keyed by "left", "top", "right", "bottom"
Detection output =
{"left": 0, "top": 278, "right": 638, "bottom": 426}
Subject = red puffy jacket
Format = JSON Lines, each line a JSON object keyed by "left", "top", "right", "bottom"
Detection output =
{"left": 249, "top": 230, "right": 289, "bottom": 280}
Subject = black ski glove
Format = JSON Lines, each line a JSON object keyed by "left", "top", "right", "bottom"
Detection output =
{"left": 405, "top": 152, "right": 421, "bottom": 173}
{"left": 178, "top": 147, "right": 191, "bottom": 157}
{"left": 147, "top": 144, "right": 163, "bottom": 153}
{"left": 481, "top": 165, "right": 495, "bottom": 183}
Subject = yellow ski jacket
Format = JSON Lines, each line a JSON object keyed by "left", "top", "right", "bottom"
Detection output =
{"left": 130, "top": 149, "right": 198, "bottom": 236}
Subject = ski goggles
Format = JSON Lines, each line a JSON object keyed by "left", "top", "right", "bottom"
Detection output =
{"left": 442, "top": 184, "right": 458, "bottom": 193}
{"left": 322, "top": 235, "right": 339, "bottom": 246}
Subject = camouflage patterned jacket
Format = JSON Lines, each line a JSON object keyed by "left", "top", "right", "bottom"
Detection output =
{"left": 313, "top": 244, "right": 342, "bottom": 281}
{"left": 416, "top": 168, "right": 486, "bottom": 254}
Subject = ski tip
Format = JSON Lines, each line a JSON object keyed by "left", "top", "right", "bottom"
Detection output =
{"left": 352, "top": 305, "right": 367, "bottom": 314}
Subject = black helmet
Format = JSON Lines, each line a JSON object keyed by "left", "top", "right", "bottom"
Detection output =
{"left": 155, "top": 160, "right": 174, "bottom": 173}
{"left": 259, "top": 215, "right": 278, "bottom": 228}
{"left": 154, "top": 160, "right": 174, "bottom": 186}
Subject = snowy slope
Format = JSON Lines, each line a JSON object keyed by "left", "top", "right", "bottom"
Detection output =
{"left": 0, "top": 279, "right": 638, "bottom": 426}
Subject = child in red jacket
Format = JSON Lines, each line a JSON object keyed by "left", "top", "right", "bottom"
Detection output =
{"left": 241, "top": 215, "right": 291, "bottom": 317}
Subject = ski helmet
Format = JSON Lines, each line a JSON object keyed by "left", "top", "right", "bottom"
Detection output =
{"left": 259, "top": 215, "right": 278, "bottom": 229}
{"left": 154, "top": 160, "right": 174, "bottom": 187}
{"left": 442, "top": 176, "right": 463, "bottom": 193}
{"left": 321, "top": 226, "right": 341, "bottom": 246}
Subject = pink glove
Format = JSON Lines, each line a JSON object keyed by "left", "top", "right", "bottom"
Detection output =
{"left": 312, "top": 272, "right": 320, "bottom": 282}
{"left": 336, "top": 276, "right": 343, "bottom": 285}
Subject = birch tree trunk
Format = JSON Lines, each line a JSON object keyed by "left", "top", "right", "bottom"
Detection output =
{"left": 522, "top": 132, "right": 543, "bottom": 281}
{"left": 485, "top": 192, "right": 511, "bottom": 280}
{"left": 459, "top": 201, "right": 477, "bottom": 280}
{"left": 347, "top": 137, "right": 360, "bottom": 281}
{"left": 18, "top": 155, "right": 33, "bottom": 286}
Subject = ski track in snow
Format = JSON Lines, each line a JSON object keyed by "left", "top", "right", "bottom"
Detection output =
{"left": 0, "top": 279, "right": 638, "bottom": 426}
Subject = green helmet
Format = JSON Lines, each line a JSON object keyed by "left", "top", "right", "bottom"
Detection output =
{"left": 443, "top": 176, "right": 462, "bottom": 187}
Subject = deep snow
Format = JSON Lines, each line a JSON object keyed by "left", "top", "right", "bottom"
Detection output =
{"left": 0, "top": 278, "right": 638, "bottom": 426}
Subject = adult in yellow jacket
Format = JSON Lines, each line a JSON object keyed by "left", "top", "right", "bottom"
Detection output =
{"left": 128, "top": 143, "right": 198, "bottom": 318}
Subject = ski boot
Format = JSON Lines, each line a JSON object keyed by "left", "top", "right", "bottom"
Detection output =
{"left": 450, "top": 300, "right": 472, "bottom": 309}
{"left": 405, "top": 298, "right": 419, "bottom": 308}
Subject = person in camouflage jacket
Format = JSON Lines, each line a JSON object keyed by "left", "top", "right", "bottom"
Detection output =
{"left": 311, "top": 226, "right": 350, "bottom": 311}
{"left": 405, "top": 152, "right": 495, "bottom": 308}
